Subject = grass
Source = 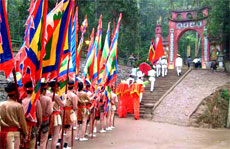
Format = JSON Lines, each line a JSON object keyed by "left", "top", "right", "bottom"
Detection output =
{"left": 196, "top": 87, "right": 230, "bottom": 128}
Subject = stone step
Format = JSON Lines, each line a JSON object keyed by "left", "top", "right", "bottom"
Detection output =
{"left": 142, "top": 96, "right": 164, "bottom": 100}
{"left": 140, "top": 110, "right": 147, "bottom": 113}
{"left": 140, "top": 69, "right": 189, "bottom": 120}
{"left": 142, "top": 99, "right": 160, "bottom": 102}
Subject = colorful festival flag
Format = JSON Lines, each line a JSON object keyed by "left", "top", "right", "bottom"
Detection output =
{"left": 20, "top": 0, "right": 48, "bottom": 120}
{"left": 75, "top": 15, "right": 88, "bottom": 76}
{"left": 101, "top": 13, "right": 122, "bottom": 87}
{"left": 0, "top": 0, "right": 15, "bottom": 78}
{"left": 98, "top": 22, "right": 111, "bottom": 84}
{"left": 69, "top": 6, "right": 79, "bottom": 80}
{"left": 104, "top": 85, "right": 111, "bottom": 113}
{"left": 58, "top": 2, "right": 74, "bottom": 81}
{"left": 82, "top": 28, "right": 95, "bottom": 83}
{"left": 152, "top": 37, "right": 164, "bottom": 65}
{"left": 148, "top": 39, "right": 156, "bottom": 65}
{"left": 58, "top": 55, "right": 73, "bottom": 81}
{"left": 92, "top": 15, "right": 103, "bottom": 85}
{"left": 42, "top": 0, "right": 73, "bottom": 81}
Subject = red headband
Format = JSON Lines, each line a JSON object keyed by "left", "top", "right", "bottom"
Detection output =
{"left": 26, "top": 87, "right": 33, "bottom": 91}
{"left": 68, "top": 84, "right": 75, "bottom": 87}
{"left": 7, "top": 91, "right": 17, "bottom": 96}
{"left": 41, "top": 84, "right": 48, "bottom": 89}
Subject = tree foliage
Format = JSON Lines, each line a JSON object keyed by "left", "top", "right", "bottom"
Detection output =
{"left": 6, "top": 0, "right": 230, "bottom": 61}
{"left": 201, "top": 0, "right": 230, "bottom": 60}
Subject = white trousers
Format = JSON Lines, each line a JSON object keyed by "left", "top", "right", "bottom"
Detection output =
{"left": 156, "top": 67, "right": 161, "bottom": 77}
{"left": 139, "top": 93, "right": 143, "bottom": 103}
{"left": 162, "top": 65, "right": 167, "bottom": 77}
{"left": 149, "top": 77, "right": 155, "bottom": 92}
{"left": 176, "top": 66, "right": 182, "bottom": 76}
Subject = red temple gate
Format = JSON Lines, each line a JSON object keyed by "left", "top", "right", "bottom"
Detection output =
{"left": 161, "top": 8, "right": 210, "bottom": 69}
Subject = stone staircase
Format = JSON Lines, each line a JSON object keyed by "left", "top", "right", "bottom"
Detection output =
{"left": 140, "top": 69, "right": 187, "bottom": 119}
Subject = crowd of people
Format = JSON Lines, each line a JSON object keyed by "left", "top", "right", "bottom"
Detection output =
{"left": 156, "top": 56, "right": 168, "bottom": 78}
{"left": 116, "top": 72, "right": 145, "bottom": 120}
{"left": 0, "top": 79, "right": 118, "bottom": 149}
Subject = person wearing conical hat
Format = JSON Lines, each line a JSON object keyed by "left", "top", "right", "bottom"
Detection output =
{"left": 175, "top": 54, "right": 183, "bottom": 76}
{"left": 39, "top": 79, "right": 53, "bottom": 149}
{"left": 0, "top": 82, "right": 28, "bottom": 149}
{"left": 21, "top": 81, "right": 42, "bottom": 149}
{"left": 161, "top": 56, "right": 168, "bottom": 77}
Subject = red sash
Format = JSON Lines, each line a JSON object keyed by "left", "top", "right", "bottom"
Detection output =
{"left": 64, "top": 107, "right": 73, "bottom": 110}
{"left": 78, "top": 105, "right": 86, "bottom": 109}
{"left": 42, "top": 116, "right": 49, "bottom": 121}
{"left": 26, "top": 121, "right": 36, "bottom": 127}
{"left": 0, "top": 127, "right": 19, "bottom": 149}
{"left": 52, "top": 111, "right": 60, "bottom": 115}
{"left": 1, "top": 126, "right": 19, "bottom": 132}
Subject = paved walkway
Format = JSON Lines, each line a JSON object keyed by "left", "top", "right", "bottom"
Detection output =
{"left": 71, "top": 117, "right": 230, "bottom": 149}
{"left": 152, "top": 70, "right": 230, "bottom": 126}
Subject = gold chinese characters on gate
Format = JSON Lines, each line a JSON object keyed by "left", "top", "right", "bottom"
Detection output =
{"left": 176, "top": 21, "right": 203, "bottom": 29}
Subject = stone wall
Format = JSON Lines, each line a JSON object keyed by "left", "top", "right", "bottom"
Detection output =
{"left": 0, "top": 73, "right": 7, "bottom": 101}
{"left": 225, "top": 61, "right": 230, "bottom": 73}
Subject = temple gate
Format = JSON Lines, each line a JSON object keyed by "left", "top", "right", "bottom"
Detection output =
{"left": 166, "top": 8, "right": 210, "bottom": 69}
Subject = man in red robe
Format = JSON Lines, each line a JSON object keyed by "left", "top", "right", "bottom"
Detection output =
{"left": 130, "top": 82, "right": 144, "bottom": 120}
{"left": 116, "top": 82, "right": 128, "bottom": 118}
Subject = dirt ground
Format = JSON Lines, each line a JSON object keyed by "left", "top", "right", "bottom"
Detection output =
{"left": 55, "top": 116, "right": 230, "bottom": 149}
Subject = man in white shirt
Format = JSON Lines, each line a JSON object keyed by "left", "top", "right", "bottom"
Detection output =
{"left": 161, "top": 56, "right": 168, "bottom": 77}
{"left": 156, "top": 59, "right": 161, "bottom": 77}
{"left": 175, "top": 54, "right": 183, "bottom": 76}
{"left": 193, "top": 57, "right": 201, "bottom": 68}
{"left": 136, "top": 71, "right": 145, "bottom": 103}
{"left": 148, "top": 66, "right": 156, "bottom": 92}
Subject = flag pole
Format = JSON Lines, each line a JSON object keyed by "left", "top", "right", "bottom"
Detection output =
{"left": 60, "top": 57, "right": 70, "bottom": 149}
{"left": 70, "top": 2, "right": 76, "bottom": 148}
{"left": 55, "top": 0, "right": 73, "bottom": 148}
{"left": 12, "top": 69, "right": 20, "bottom": 102}
{"left": 91, "top": 94, "right": 96, "bottom": 139}
{"left": 3, "top": 0, "right": 19, "bottom": 103}
{"left": 61, "top": 0, "right": 75, "bottom": 147}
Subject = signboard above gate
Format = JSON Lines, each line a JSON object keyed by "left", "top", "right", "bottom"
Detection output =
{"left": 176, "top": 21, "right": 203, "bottom": 29}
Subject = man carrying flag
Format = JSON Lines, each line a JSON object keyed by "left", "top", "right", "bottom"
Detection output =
{"left": 14, "top": 0, "right": 48, "bottom": 148}
{"left": 21, "top": 81, "right": 42, "bottom": 149}
{"left": 39, "top": 81, "right": 53, "bottom": 149}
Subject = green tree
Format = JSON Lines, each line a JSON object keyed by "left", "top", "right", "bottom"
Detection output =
{"left": 201, "top": 0, "right": 230, "bottom": 62}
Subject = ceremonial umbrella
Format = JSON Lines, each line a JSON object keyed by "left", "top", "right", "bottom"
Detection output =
{"left": 139, "top": 62, "right": 151, "bottom": 76}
